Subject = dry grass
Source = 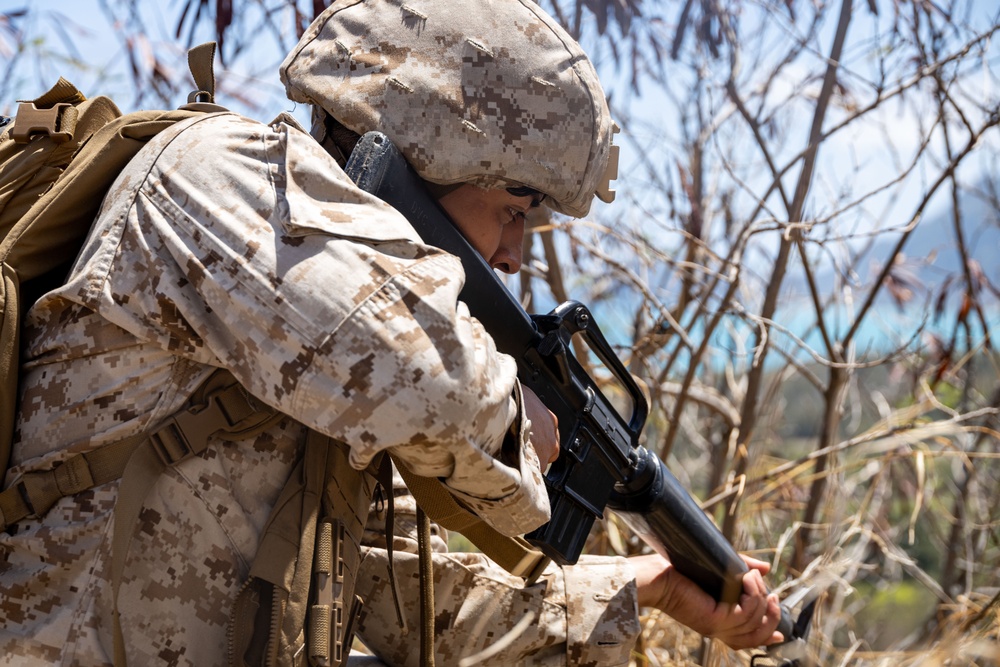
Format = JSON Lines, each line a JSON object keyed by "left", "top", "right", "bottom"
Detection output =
{"left": 622, "top": 396, "right": 1000, "bottom": 667}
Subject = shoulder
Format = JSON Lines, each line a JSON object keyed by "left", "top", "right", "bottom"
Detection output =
{"left": 137, "top": 112, "right": 277, "bottom": 176}
{"left": 107, "top": 109, "right": 423, "bottom": 247}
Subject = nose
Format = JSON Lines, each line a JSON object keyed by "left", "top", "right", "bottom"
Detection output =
{"left": 490, "top": 217, "right": 524, "bottom": 274}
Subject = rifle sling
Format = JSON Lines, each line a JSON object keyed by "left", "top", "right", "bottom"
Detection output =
{"left": 392, "top": 460, "right": 549, "bottom": 584}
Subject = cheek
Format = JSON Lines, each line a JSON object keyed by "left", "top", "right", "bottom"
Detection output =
{"left": 439, "top": 203, "right": 492, "bottom": 259}
{"left": 435, "top": 187, "right": 514, "bottom": 263}
{"left": 473, "top": 210, "right": 510, "bottom": 260}
{"left": 468, "top": 219, "right": 506, "bottom": 261}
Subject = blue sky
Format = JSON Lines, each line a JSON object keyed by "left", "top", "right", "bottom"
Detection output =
{"left": 4, "top": 0, "right": 998, "bottom": 361}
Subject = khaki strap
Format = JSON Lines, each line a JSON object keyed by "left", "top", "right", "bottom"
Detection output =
{"left": 30, "top": 77, "right": 87, "bottom": 107}
{"left": 187, "top": 42, "right": 217, "bottom": 104}
{"left": 416, "top": 506, "right": 435, "bottom": 667}
{"left": 376, "top": 456, "right": 407, "bottom": 632}
{"left": 0, "top": 371, "right": 278, "bottom": 664}
{"left": 0, "top": 265, "right": 19, "bottom": 476}
{"left": 108, "top": 373, "right": 280, "bottom": 667}
{"left": 0, "top": 432, "right": 144, "bottom": 531}
{"left": 236, "top": 428, "right": 326, "bottom": 667}
{"left": 0, "top": 372, "right": 276, "bottom": 530}
{"left": 393, "top": 460, "right": 550, "bottom": 583}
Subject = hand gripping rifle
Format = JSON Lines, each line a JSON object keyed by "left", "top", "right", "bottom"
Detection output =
{"left": 345, "top": 132, "right": 813, "bottom": 661}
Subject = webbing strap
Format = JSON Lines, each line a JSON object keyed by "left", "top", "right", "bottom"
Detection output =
{"left": 187, "top": 42, "right": 217, "bottom": 103}
{"left": 111, "top": 373, "right": 280, "bottom": 666}
{"left": 30, "top": 77, "right": 87, "bottom": 107}
{"left": 393, "top": 460, "right": 550, "bottom": 583}
{"left": 0, "top": 265, "right": 20, "bottom": 476}
{"left": 0, "top": 433, "right": 144, "bottom": 531}
{"left": 3, "top": 372, "right": 282, "bottom": 665}
{"left": 0, "top": 374, "right": 279, "bottom": 666}
{"left": 376, "top": 456, "right": 407, "bottom": 632}
{"left": 416, "top": 506, "right": 435, "bottom": 667}
{"left": 0, "top": 374, "right": 275, "bottom": 533}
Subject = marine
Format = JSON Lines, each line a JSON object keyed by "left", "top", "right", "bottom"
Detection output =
{"left": 0, "top": 1, "right": 782, "bottom": 664}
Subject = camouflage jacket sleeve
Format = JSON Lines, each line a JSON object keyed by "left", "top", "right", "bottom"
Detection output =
{"left": 355, "top": 489, "right": 641, "bottom": 667}
{"left": 64, "top": 112, "right": 549, "bottom": 535}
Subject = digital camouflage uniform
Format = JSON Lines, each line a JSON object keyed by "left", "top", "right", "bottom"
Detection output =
{"left": 0, "top": 0, "right": 640, "bottom": 665}
{"left": 359, "top": 472, "right": 640, "bottom": 667}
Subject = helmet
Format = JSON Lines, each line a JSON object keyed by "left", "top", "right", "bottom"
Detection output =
{"left": 280, "top": 0, "right": 616, "bottom": 218}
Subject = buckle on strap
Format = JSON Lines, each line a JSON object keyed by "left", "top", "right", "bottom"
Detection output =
{"left": 148, "top": 389, "right": 244, "bottom": 466}
{"left": 12, "top": 102, "right": 74, "bottom": 144}
{"left": 511, "top": 547, "right": 550, "bottom": 585}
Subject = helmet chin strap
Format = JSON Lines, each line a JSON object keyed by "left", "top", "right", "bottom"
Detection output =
{"left": 422, "top": 181, "right": 464, "bottom": 200}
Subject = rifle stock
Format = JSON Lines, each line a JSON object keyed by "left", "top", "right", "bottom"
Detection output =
{"left": 344, "top": 131, "right": 786, "bottom": 620}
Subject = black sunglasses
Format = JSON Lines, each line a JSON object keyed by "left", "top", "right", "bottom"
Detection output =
{"left": 506, "top": 186, "right": 547, "bottom": 207}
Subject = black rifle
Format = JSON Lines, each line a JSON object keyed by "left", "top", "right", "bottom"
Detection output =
{"left": 345, "top": 131, "right": 803, "bottom": 645}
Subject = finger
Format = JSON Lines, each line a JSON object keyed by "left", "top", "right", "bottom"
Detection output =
{"left": 736, "top": 591, "right": 765, "bottom": 625}
{"left": 722, "top": 586, "right": 776, "bottom": 637}
{"left": 707, "top": 602, "right": 759, "bottom": 639}
{"left": 741, "top": 555, "right": 771, "bottom": 575}
{"left": 547, "top": 436, "right": 560, "bottom": 464}
{"left": 719, "top": 627, "right": 780, "bottom": 651}
{"left": 717, "top": 612, "right": 784, "bottom": 650}
{"left": 766, "top": 592, "right": 782, "bottom": 619}
{"left": 741, "top": 568, "right": 768, "bottom": 598}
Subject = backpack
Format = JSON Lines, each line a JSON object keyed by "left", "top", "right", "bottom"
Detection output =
{"left": 0, "top": 42, "right": 228, "bottom": 474}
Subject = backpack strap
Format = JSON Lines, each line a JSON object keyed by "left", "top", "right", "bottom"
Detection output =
{"left": 0, "top": 80, "right": 122, "bottom": 469}
{"left": 0, "top": 370, "right": 278, "bottom": 533}
{"left": 230, "top": 435, "right": 378, "bottom": 667}
{"left": 187, "top": 42, "right": 217, "bottom": 104}
{"left": 229, "top": 428, "right": 331, "bottom": 667}
{"left": 10, "top": 77, "right": 89, "bottom": 144}
{"left": 392, "top": 458, "right": 550, "bottom": 583}
{"left": 109, "top": 370, "right": 282, "bottom": 666}
{"left": 0, "top": 429, "right": 143, "bottom": 531}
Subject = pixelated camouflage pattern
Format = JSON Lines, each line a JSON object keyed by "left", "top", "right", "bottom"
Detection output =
{"left": 0, "top": 112, "right": 556, "bottom": 665}
{"left": 0, "top": 111, "right": 637, "bottom": 666}
{"left": 356, "top": 466, "right": 640, "bottom": 667}
{"left": 281, "top": 0, "right": 614, "bottom": 219}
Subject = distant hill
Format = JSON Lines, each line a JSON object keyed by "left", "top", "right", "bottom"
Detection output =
{"left": 755, "top": 184, "right": 1000, "bottom": 371}
{"left": 782, "top": 182, "right": 1000, "bottom": 299}
{"left": 891, "top": 188, "right": 1000, "bottom": 291}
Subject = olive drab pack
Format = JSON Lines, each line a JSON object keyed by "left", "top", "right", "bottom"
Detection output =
{"left": 0, "top": 42, "right": 227, "bottom": 476}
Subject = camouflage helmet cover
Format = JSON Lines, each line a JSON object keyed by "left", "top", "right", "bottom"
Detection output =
{"left": 280, "top": 0, "right": 615, "bottom": 218}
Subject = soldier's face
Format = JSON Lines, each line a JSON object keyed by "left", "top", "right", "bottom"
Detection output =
{"left": 437, "top": 185, "right": 541, "bottom": 274}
